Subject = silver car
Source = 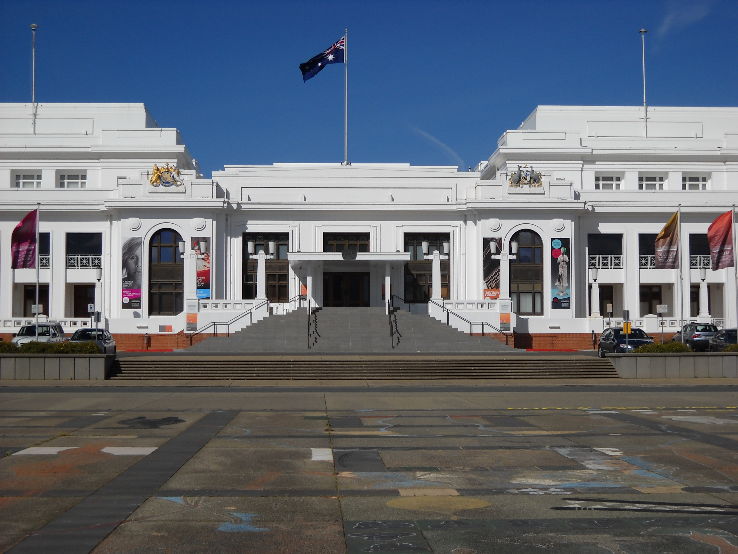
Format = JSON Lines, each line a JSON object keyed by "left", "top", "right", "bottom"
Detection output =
{"left": 69, "top": 328, "right": 116, "bottom": 354}
{"left": 11, "top": 322, "right": 66, "bottom": 345}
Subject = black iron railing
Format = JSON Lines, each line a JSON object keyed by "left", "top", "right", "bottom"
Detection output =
{"left": 188, "top": 299, "right": 268, "bottom": 345}
{"left": 387, "top": 300, "right": 402, "bottom": 349}
{"left": 307, "top": 300, "right": 320, "bottom": 349}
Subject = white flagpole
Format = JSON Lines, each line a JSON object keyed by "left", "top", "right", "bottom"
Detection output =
{"left": 678, "top": 205, "right": 684, "bottom": 335}
{"left": 343, "top": 28, "right": 349, "bottom": 166}
{"left": 30, "top": 23, "right": 38, "bottom": 135}
{"left": 639, "top": 28, "right": 648, "bottom": 138}
{"left": 35, "top": 203, "right": 40, "bottom": 340}
{"left": 730, "top": 204, "right": 738, "bottom": 327}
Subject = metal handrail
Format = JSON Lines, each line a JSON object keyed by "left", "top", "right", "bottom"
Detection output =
{"left": 387, "top": 300, "right": 402, "bottom": 349}
{"left": 188, "top": 299, "right": 268, "bottom": 345}
{"left": 427, "top": 298, "right": 508, "bottom": 338}
{"left": 307, "top": 300, "right": 320, "bottom": 349}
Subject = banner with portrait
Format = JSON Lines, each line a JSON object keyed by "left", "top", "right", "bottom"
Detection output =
{"left": 551, "top": 238, "right": 570, "bottom": 309}
{"left": 192, "top": 237, "right": 211, "bottom": 299}
{"left": 482, "top": 237, "right": 501, "bottom": 300}
{"left": 121, "top": 237, "right": 142, "bottom": 309}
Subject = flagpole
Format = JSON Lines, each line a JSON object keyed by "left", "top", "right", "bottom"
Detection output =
{"left": 639, "top": 28, "right": 648, "bottom": 138}
{"left": 30, "top": 23, "right": 38, "bottom": 135}
{"left": 35, "top": 203, "right": 40, "bottom": 340}
{"left": 730, "top": 204, "right": 738, "bottom": 327}
{"left": 678, "top": 204, "right": 684, "bottom": 337}
{"left": 343, "top": 27, "right": 349, "bottom": 166}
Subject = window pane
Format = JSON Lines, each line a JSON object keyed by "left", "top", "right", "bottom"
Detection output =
{"left": 520, "top": 293, "right": 533, "bottom": 313}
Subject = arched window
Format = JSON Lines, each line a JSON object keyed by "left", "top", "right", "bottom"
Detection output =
{"left": 149, "top": 229, "right": 184, "bottom": 315}
{"left": 509, "top": 230, "right": 543, "bottom": 315}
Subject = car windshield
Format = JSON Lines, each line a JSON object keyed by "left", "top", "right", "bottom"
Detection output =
{"left": 17, "top": 325, "right": 50, "bottom": 337}
{"left": 71, "top": 329, "right": 102, "bottom": 341}
{"left": 694, "top": 325, "right": 717, "bottom": 333}
{"left": 614, "top": 328, "right": 648, "bottom": 339}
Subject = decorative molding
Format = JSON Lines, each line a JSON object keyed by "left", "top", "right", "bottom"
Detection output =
{"left": 127, "top": 218, "right": 141, "bottom": 232}
{"left": 193, "top": 218, "right": 206, "bottom": 231}
{"left": 553, "top": 219, "right": 565, "bottom": 232}
{"left": 489, "top": 219, "right": 501, "bottom": 232}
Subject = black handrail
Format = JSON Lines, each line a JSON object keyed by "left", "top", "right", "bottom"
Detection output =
{"left": 390, "top": 294, "right": 411, "bottom": 312}
{"left": 307, "top": 300, "right": 320, "bottom": 349}
{"left": 188, "top": 299, "right": 269, "bottom": 345}
{"left": 427, "top": 298, "right": 509, "bottom": 338}
{"left": 387, "top": 300, "right": 402, "bottom": 349}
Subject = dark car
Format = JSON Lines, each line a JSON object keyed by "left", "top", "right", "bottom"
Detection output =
{"left": 69, "top": 328, "right": 116, "bottom": 354}
{"left": 672, "top": 323, "right": 719, "bottom": 352}
{"left": 597, "top": 327, "right": 653, "bottom": 357}
{"left": 708, "top": 328, "right": 737, "bottom": 352}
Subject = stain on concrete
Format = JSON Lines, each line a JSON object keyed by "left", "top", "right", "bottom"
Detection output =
{"left": 386, "top": 496, "right": 490, "bottom": 516}
{"left": 118, "top": 416, "right": 184, "bottom": 429}
{"left": 217, "top": 512, "right": 269, "bottom": 533}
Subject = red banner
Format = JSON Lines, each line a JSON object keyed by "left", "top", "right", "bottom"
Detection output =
{"left": 707, "top": 210, "right": 734, "bottom": 270}
{"left": 11, "top": 209, "right": 38, "bottom": 269}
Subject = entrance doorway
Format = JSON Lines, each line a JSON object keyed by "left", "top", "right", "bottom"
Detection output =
{"left": 323, "top": 272, "right": 370, "bottom": 307}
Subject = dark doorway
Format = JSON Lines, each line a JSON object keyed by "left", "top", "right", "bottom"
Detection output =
{"left": 323, "top": 272, "right": 370, "bottom": 307}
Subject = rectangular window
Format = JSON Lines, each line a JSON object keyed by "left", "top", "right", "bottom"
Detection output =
{"left": 638, "top": 175, "right": 665, "bottom": 191}
{"left": 689, "top": 234, "right": 709, "bottom": 256}
{"left": 682, "top": 175, "right": 709, "bottom": 191}
{"left": 323, "top": 233, "right": 370, "bottom": 253}
{"left": 73, "top": 284, "right": 96, "bottom": 318}
{"left": 14, "top": 173, "right": 42, "bottom": 188}
{"left": 638, "top": 233, "right": 657, "bottom": 256}
{"left": 23, "top": 284, "right": 49, "bottom": 317}
{"left": 594, "top": 175, "right": 621, "bottom": 190}
{"left": 639, "top": 285, "right": 662, "bottom": 316}
{"left": 66, "top": 233, "right": 102, "bottom": 255}
{"left": 57, "top": 173, "right": 87, "bottom": 189}
{"left": 588, "top": 234, "right": 623, "bottom": 255}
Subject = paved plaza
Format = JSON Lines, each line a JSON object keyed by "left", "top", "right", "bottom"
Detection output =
{"left": 1, "top": 380, "right": 737, "bottom": 553}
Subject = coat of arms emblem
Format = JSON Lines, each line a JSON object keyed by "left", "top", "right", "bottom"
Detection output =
{"left": 149, "top": 163, "right": 183, "bottom": 187}
{"left": 508, "top": 165, "right": 543, "bottom": 187}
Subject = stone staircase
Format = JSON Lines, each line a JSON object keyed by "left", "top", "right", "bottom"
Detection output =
{"left": 185, "top": 307, "right": 514, "bottom": 354}
{"left": 111, "top": 307, "right": 618, "bottom": 380}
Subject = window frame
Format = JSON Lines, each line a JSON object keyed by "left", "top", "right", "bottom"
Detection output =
{"left": 14, "top": 172, "right": 43, "bottom": 189}
{"left": 57, "top": 173, "right": 87, "bottom": 189}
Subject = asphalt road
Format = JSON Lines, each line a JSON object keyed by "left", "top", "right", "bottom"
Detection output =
{"left": 1, "top": 380, "right": 737, "bottom": 553}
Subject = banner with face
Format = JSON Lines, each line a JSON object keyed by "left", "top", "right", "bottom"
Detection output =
{"left": 122, "top": 237, "right": 142, "bottom": 309}
{"left": 551, "top": 238, "right": 570, "bottom": 309}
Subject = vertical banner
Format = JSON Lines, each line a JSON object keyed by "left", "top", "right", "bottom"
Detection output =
{"left": 11, "top": 209, "right": 38, "bottom": 268}
{"left": 551, "top": 238, "right": 570, "bottom": 309}
{"left": 482, "top": 237, "right": 501, "bottom": 300}
{"left": 707, "top": 210, "right": 734, "bottom": 270}
{"left": 192, "top": 237, "right": 211, "bottom": 299}
{"left": 121, "top": 237, "right": 142, "bottom": 309}
{"left": 655, "top": 212, "right": 680, "bottom": 269}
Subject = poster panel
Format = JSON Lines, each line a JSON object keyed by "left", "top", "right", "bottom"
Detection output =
{"left": 482, "top": 237, "right": 501, "bottom": 300}
{"left": 192, "top": 237, "right": 211, "bottom": 299}
{"left": 121, "top": 237, "right": 142, "bottom": 309}
{"left": 551, "top": 238, "right": 570, "bottom": 309}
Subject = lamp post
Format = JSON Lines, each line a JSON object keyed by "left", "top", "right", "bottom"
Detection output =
{"left": 590, "top": 266, "right": 600, "bottom": 317}
{"left": 95, "top": 267, "right": 103, "bottom": 329}
{"left": 698, "top": 265, "right": 709, "bottom": 318}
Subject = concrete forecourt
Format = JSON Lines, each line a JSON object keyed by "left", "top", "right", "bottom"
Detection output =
{"left": 1, "top": 379, "right": 737, "bottom": 552}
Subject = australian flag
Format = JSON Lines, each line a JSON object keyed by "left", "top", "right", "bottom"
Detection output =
{"left": 299, "top": 36, "right": 345, "bottom": 82}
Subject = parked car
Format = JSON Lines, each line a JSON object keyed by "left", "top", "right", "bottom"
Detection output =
{"left": 671, "top": 323, "right": 719, "bottom": 352}
{"left": 597, "top": 327, "right": 654, "bottom": 357}
{"left": 708, "top": 328, "right": 737, "bottom": 352}
{"left": 68, "top": 328, "right": 116, "bottom": 354}
{"left": 11, "top": 322, "right": 66, "bottom": 345}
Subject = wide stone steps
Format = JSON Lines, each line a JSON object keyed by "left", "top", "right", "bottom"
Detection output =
{"left": 112, "top": 356, "right": 617, "bottom": 380}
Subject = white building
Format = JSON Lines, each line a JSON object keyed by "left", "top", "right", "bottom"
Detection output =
{"left": 1, "top": 103, "right": 737, "bottom": 349}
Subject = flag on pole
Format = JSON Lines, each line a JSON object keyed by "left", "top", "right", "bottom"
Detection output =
{"left": 11, "top": 209, "right": 38, "bottom": 269}
{"left": 707, "top": 210, "right": 734, "bottom": 270}
{"left": 299, "top": 36, "right": 345, "bottom": 81}
{"left": 655, "top": 212, "right": 680, "bottom": 269}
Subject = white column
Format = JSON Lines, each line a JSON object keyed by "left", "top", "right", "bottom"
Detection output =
{"left": 384, "top": 262, "right": 391, "bottom": 314}
{"left": 431, "top": 250, "right": 441, "bottom": 300}
{"left": 699, "top": 280, "right": 709, "bottom": 317}
{"left": 306, "top": 270, "right": 313, "bottom": 307}
{"left": 256, "top": 250, "right": 266, "bottom": 300}
{"left": 590, "top": 281, "right": 601, "bottom": 317}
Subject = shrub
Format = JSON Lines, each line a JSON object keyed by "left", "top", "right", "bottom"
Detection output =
{"left": 722, "top": 344, "right": 738, "bottom": 353}
{"left": 17, "top": 341, "right": 100, "bottom": 354}
{"left": 633, "top": 342, "right": 691, "bottom": 354}
{"left": 0, "top": 342, "right": 19, "bottom": 353}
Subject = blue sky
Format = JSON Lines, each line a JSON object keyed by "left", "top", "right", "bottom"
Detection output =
{"left": 1, "top": 0, "right": 736, "bottom": 174}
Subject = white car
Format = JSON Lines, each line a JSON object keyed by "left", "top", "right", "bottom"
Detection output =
{"left": 11, "top": 322, "right": 66, "bottom": 345}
